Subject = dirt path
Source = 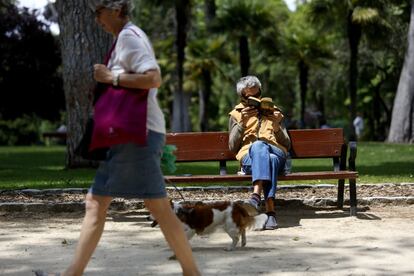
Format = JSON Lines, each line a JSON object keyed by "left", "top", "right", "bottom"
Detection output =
{"left": 1, "top": 205, "right": 414, "bottom": 276}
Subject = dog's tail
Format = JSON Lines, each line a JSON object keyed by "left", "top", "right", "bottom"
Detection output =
{"left": 252, "top": 213, "right": 268, "bottom": 231}
{"left": 235, "top": 201, "right": 268, "bottom": 231}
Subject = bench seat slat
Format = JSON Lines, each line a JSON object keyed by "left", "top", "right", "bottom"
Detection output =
{"left": 165, "top": 171, "right": 358, "bottom": 183}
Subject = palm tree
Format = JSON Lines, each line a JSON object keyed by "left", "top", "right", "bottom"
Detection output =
{"left": 185, "top": 0, "right": 223, "bottom": 131}
{"left": 307, "top": 0, "right": 389, "bottom": 139}
{"left": 284, "top": 6, "right": 332, "bottom": 128}
{"left": 146, "top": 0, "right": 193, "bottom": 132}
{"left": 173, "top": 0, "right": 193, "bottom": 132}
{"left": 214, "top": 0, "right": 279, "bottom": 76}
{"left": 185, "top": 36, "right": 232, "bottom": 131}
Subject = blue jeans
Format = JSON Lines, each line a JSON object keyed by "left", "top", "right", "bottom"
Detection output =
{"left": 241, "top": 141, "right": 286, "bottom": 200}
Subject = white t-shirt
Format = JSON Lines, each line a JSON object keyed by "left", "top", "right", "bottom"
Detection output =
{"left": 353, "top": 116, "right": 364, "bottom": 136}
{"left": 107, "top": 22, "right": 166, "bottom": 134}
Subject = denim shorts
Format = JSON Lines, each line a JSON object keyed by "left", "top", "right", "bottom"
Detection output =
{"left": 90, "top": 130, "right": 167, "bottom": 199}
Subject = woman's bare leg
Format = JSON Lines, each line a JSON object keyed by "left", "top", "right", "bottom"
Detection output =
{"left": 144, "top": 197, "right": 200, "bottom": 276}
{"left": 63, "top": 193, "right": 113, "bottom": 276}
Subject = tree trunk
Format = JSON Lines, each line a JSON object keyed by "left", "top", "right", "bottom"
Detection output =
{"left": 373, "top": 84, "right": 382, "bottom": 140}
{"left": 388, "top": 1, "right": 414, "bottom": 143}
{"left": 298, "top": 59, "right": 309, "bottom": 128}
{"left": 171, "top": 90, "right": 191, "bottom": 132}
{"left": 347, "top": 10, "right": 361, "bottom": 141}
{"left": 316, "top": 92, "right": 325, "bottom": 121}
{"left": 239, "top": 35, "right": 250, "bottom": 77}
{"left": 199, "top": 68, "right": 212, "bottom": 131}
{"left": 56, "top": 0, "right": 111, "bottom": 167}
{"left": 198, "top": 0, "right": 216, "bottom": 131}
{"left": 379, "top": 88, "right": 392, "bottom": 136}
{"left": 172, "top": 0, "right": 192, "bottom": 132}
{"left": 204, "top": 0, "right": 216, "bottom": 27}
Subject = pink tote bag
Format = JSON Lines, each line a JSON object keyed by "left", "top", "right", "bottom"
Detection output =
{"left": 89, "top": 86, "right": 149, "bottom": 151}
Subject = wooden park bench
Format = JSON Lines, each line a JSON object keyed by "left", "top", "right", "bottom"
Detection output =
{"left": 165, "top": 128, "right": 358, "bottom": 216}
{"left": 42, "top": 131, "right": 67, "bottom": 145}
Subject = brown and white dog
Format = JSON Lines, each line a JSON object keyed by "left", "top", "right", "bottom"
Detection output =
{"left": 151, "top": 200, "right": 268, "bottom": 251}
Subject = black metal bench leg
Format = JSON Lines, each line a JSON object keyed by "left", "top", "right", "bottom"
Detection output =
{"left": 337, "top": 179, "right": 344, "bottom": 209}
{"left": 349, "top": 179, "right": 357, "bottom": 216}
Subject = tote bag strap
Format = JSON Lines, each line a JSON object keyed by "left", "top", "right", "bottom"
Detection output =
{"left": 104, "top": 38, "right": 118, "bottom": 66}
{"left": 94, "top": 27, "right": 142, "bottom": 104}
{"left": 105, "top": 26, "right": 141, "bottom": 65}
{"left": 93, "top": 39, "right": 117, "bottom": 104}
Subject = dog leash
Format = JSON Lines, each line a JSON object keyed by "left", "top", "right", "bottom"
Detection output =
{"left": 165, "top": 178, "right": 186, "bottom": 202}
{"left": 149, "top": 179, "right": 186, "bottom": 228}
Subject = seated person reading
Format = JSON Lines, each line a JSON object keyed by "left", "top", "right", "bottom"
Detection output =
{"left": 228, "top": 76, "right": 291, "bottom": 230}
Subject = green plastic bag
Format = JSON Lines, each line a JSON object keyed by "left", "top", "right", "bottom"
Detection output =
{"left": 161, "top": 144, "right": 177, "bottom": 173}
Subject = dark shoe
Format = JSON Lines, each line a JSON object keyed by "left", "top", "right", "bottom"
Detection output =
{"left": 33, "top": 270, "right": 61, "bottom": 276}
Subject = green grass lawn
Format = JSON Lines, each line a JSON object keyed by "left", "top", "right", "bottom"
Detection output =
{"left": 0, "top": 142, "right": 413, "bottom": 190}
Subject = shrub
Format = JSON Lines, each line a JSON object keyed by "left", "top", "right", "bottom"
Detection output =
{"left": 0, "top": 115, "right": 59, "bottom": 145}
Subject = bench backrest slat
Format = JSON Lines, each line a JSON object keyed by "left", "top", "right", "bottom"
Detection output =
{"left": 166, "top": 128, "right": 345, "bottom": 162}
{"left": 288, "top": 129, "right": 344, "bottom": 158}
{"left": 166, "top": 132, "right": 233, "bottom": 161}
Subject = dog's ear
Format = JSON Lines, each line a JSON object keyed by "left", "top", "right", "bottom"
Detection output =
{"left": 189, "top": 208, "right": 196, "bottom": 217}
{"left": 177, "top": 207, "right": 191, "bottom": 215}
{"left": 175, "top": 207, "right": 188, "bottom": 222}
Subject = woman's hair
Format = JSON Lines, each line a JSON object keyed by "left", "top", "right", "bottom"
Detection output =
{"left": 88, "top": 0, "right": 134, "bottom": 17}
{"left": 236, "top": 76, "right": 262, "bottom": 97}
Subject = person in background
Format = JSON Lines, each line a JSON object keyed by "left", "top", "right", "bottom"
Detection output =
{"left": 353, "top": 113, "right": 364, "bottom": 140}
{"left": 228, "top": 76, "right": 291, "bottom": 230}
{"left": 319, "top": 117, "right": 331, "bottom": 129}
{"left": 34, "top": 1, "right": 200, "bottom": 275}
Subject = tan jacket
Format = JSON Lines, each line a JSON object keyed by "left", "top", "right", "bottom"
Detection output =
{"left": 228, "top": 103, "right": 291, "bottom": 161}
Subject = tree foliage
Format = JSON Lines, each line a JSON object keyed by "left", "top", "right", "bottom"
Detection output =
{"left": 2, "top": 0, "right": 412, "bottom": 146}
{"left": 307, "top": 0, "right": 391, "bottom": 139}
{"left": 0, "top": 1, "right": 63, "bottom": 121}
{"left": 132, "top": 0, "right": 408, "bottom": 139}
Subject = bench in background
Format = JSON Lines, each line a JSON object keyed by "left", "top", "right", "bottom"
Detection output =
{"left": 42, "top": 132, "right": 67, "bottom": 145}
{"left": 165, "top": 128, "right": 358, "bottom": 216}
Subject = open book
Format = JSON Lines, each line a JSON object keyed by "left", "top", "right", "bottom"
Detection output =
{"left": 247, "top": 96, "right": 280, "bottom": 115}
